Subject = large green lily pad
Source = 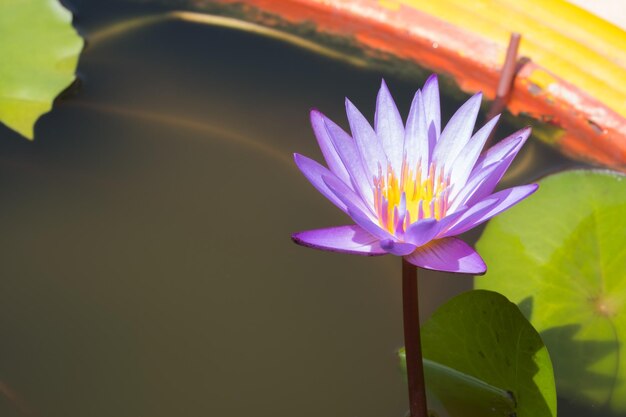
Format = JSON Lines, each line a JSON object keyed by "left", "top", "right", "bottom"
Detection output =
{"left": 475, "top": 170, "right": 626, "bottom": 413}
{"left": 0, "top": 0, "right": 83, "bottom": 139}
{"left": 401, "top": 290, "right": 556, "bottom": 417}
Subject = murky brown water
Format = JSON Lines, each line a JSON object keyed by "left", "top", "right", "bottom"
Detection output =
{"left": 0, "top": 1, "right": 581, "bottom": 416}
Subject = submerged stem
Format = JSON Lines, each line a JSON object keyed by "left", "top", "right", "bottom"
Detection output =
{"left": 402, "top": 259, "right": 428, "bottom": 417}
{"left": 0, "top": 379, "right": 36, "bottom": 417}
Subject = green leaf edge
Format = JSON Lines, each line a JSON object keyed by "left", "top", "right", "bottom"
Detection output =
{"left": 0, "top": 0, "right": 84, "bottom": 139}
{"left": 399, "top": 349, "right": 515, "bottom": 407}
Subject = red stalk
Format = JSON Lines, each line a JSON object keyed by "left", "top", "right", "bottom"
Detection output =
{"left": 402, "top": 258, "right": 428, "bottom": 417}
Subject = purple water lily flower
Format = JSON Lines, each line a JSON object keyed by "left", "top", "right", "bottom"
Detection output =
{"left": 292, "top": 75, "right": 537, "bottom": 274}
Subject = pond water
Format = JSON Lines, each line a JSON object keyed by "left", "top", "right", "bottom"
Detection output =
{"left": 0, "top": 1, "right": 584, "bottom": 416}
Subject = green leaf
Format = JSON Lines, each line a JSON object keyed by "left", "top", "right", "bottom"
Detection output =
{"left": 475, "top": 170, "right": 626, "bottom": 413}
{"left": 0, "top": 0, "right": 83, "bottom": 139}
{"left": 400, "top": 290, "right": 556, "bottom": 417}
{"left": 399, "top": 350, "right": 516, "bottom": 417}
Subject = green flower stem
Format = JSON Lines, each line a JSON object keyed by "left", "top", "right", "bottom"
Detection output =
{"left": 402, "top": 259, "right": 428, "bottom": 417}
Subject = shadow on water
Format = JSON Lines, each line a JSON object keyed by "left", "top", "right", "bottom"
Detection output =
{"left": 0, "top": 1, "right": 583, "bottom": 416}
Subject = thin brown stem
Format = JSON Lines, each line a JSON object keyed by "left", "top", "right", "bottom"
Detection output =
{"left": 485, "top": 32, "right": 523, "bottom": 147}
{"left": 402, "top": 259, "right": 428, "bottom": 417}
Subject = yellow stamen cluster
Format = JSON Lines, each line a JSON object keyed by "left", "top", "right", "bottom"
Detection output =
{"left": 373, "top": 159, "right": 450, "bottom": 235}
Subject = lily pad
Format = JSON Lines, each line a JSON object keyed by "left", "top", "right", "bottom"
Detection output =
{"left": 401, "top": 290, "right": 556, "bottom": 417}
{"left": 0, "top": 0, "right": 83, "bottom": 139}
{"left": 475, "top": 170, "right": 626, "bottom": 413}
{"left": 399, "top": 351, "right": 516, "bottom": 417}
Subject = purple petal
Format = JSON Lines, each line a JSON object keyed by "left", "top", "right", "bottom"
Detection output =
{"left": 294, "top": 153, "right": 348, "bottom": 213}
{"left": 441, "top": 184, "right": 539, "bottom": 237}
{"left": 473, "top": 127, "right": 531, "bottom": 173}
{"left": 380, "top": 239, "right": 416, "bottom": 256}
{"left": 405, "top": 218, "right": 440, "bottom": 247}
{"left": 323, "top": 175, "right": 394, "bottom": 241}
{"left": 404, "top": 237, "right": 487, "bottom": 274}
{"left": 433, "top": 93, "right": 482, "bottom": 169}
{"left": 310, "top": 110, "right": 352, "bottom": 186}
{"left": 323, "top": 116, "right": 374, "bottom": 207}
{"left": 345, "top": 98, "right": 389, "bottom": 181}
{"left": 419, "top": 205, "right": 467, "bottom": 235}
{"left": 452, "top": 153, "right": 515, "bottom": 211}
{"left": 404, "top": 89, "right": 429, "bottom": 174}
{"left": 439, "top": 198, "right": 496, "bottom": 237}
{"left": 448, "top": 127, "right": 530, "bottom": 211}
{"left": 422, "top": 74, "right": 441, "bottom": 153}
{"left": 448, "top": 114, "right": 500, "bottom": 191}
{"left": 449, "top": 159, "right": 503, "bottom": 212}
{"left": 292, "top": 225, "right": 386, "bottom": 255}
{"left": 375, "top": 80, "right": 404, "bottom": 174}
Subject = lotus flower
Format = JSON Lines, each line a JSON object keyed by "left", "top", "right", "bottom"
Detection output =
{"left": 292, "top": 75, "right": 537, "bottom": 274}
